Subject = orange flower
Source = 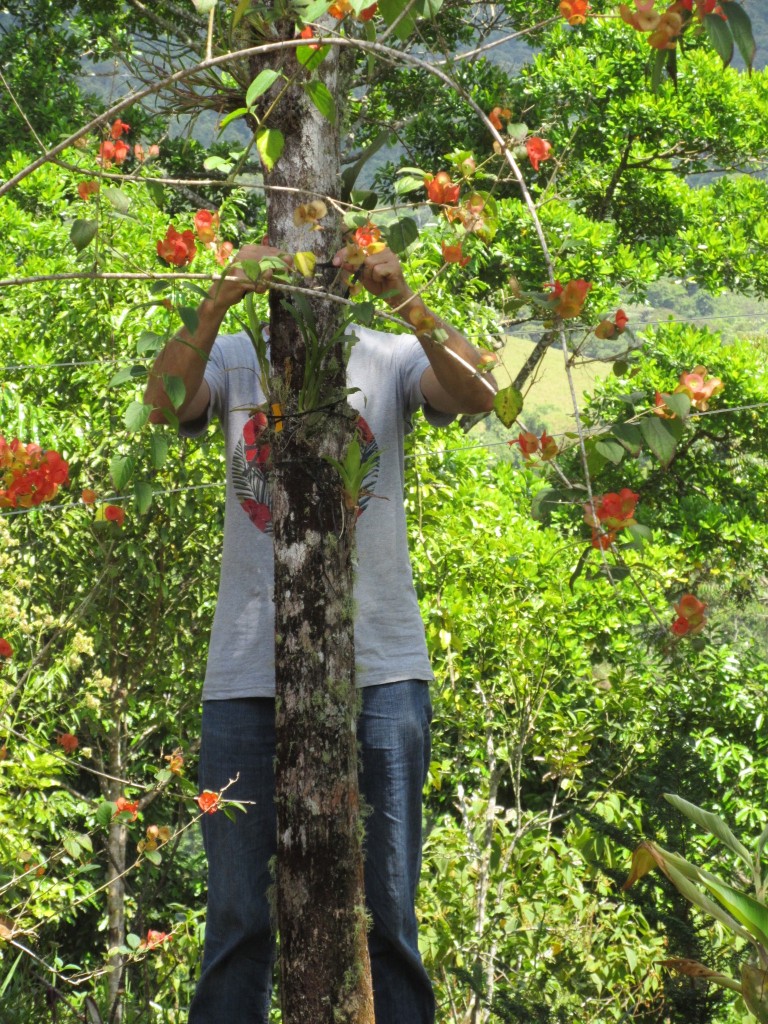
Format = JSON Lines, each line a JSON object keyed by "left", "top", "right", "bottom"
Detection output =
{"left": 441, "top": 241, "right": 470, "bottom": 267}
{"left": 140, "top": 929, "right": 171, "bottom": 950}
{"left": 354, "top": 222, "right": 382, "bottom": 249}
{"left": 0, "top": 437, "right": 69, "bottom": 509}
{"left": 539, "top": 431, "right": 559, "bottom": 460}
{"left": 675, "top": 365, "right": 723, "bottom": 411}
{"left": 358, "top": 3, "right": 378, "bottom": 20}
{"left": 584, "top": 489, "right": 639, "bottom": 531}
{"left": 525, "top": 137, "right": 553, "bottom": 172}
{"left": 114, "top": 797, "right": 139, "bottom": 821}
{"left": 77, "top": 181, "right": 99, "bottom": 201}
{"left": 594, "top": 309, "right": 629, "bottom": 339}
{"left": 424, "top": 171, "right": 460, "bottom": 206}
{"left": 299, "top": 25, "right": 320, "bottom": 48}
{"left": 57, "top": 733, "right": 79, "bottom": 754}
{"left": 671, "top": 593, "right": 707, "bottom": 636}
{"left": 157, "top": 225, "right": 198, "bottom": 267}
{"left": 165, "top": 749, "right": 184, "bottom": 774}
{"left": 549, "top": 279, "right": 591, "bottom": 319}
{"left": 0, "top": 638, "right": 12, "bottom": 659}
{"left": 510, "top": 431, "right": 540, "bottom": 459}
{"left": 194, "top": 210, "right": 220, "bottom": 244}
{"left": 113, "top": 140, "right": 130, "bottom": 165}
{"left": 196, "top": 790, "right": 220, "bottom": 814}
{"left": 110, "top": 118, "right": 131, "bottom": 139}
{"left": 329, "top": 0, "right": 351, "bottom": 16}
{"left": 104, "top": 504, "right": 126, "bottom": 526}
{"left": 652, "top": 391, "right": 675, "bottom": 419}
{"left": 98, "top": 141, "right": 116, "bottom": 166}
{"left": 81, "top": 488, "right": 97, "bottom": 504}
{"left": 560, "top": 0, "right": 589, "bottom": 24}
{"left": 215, "top": 241, "right": 234, "bottom": 267}
{"left": 488, "top": 106, "right": 512, "bottom": 131}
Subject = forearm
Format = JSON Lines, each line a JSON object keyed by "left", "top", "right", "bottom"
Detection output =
{"left": 144, "top": 297, "right": 226, "bottom": 424}
{"left": 392, "top": 290, "right": 497, "bottom": 414}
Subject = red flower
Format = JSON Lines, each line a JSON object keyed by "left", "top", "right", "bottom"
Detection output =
{"left": 140, "top": 929, "right": 171, "bottom": 950}
{"left": 548, "top": 279, "right": 591, "bottom": 319}
{"left": 525, "top": 137, "right": 553, "bottom": 172}
{"left": 110, "top": 118, "right": 131, "bottom": 139}
{"left": 615, "top": 309, "right": 629, "bottom": 331}
{"left": 57, "top": 733, "right": 79, "bottom": 754}
{"left": 98, "top": 141, "right": 116, "bottom": 166}
{"left": 104, "top": 504, "right": 125, "bottom": 526}
{"left": 594, "top": 308, "right": 629, "bottom": 340}
{"left": 299, "top": 25, "right": 320, "bottom": 49}
{"left": 354, "top": 222, "right": 382, "bottom": 250}
{"left": 358, "top": 3, "right": 378, "bottom": 20}
{"left": 196, "top": 790, "right": 220, "bottom": 815}
{"left": 672, "top": 593, "right": 707, "bottom": 636}
{"left": 560, "top": 0, "right": 589, "bottom": 24}
{"left": 510, "top": 431, "right": 540, "bottom": 459}
{"left": 584, "top": 489, "right": 639, "bottom": 531}
{"left": 441, "top": 241, "right": 470, "bottom": 267}
{"left": 424, "top": 171, "right": 460, "bottom": 206}
{"left": 0, "top": 638, "right": 12, "bottom": 659}
{"left": 488, "top": 106, "right": 512, "bottom": 131}
{"left": 77, "top": 181, "right": 99, "bottom": 201}
{"left": 114, "top": 797, "right": 139, "bottom": 821}
{"left": 539, "top": 431, "right": 559, "bottom": 460}
{"left": 591, "top": 528, "right": 617, "bottom": 550}
{"left": 194, "top": 210, "right": 220, "bottom": 244}
{"left": 0, "top": 437, "right": 69, "bottom": 509}
{"left": 157, "top": 225, "right": 198, "bottom": 267}
{"left": 113, "top": 141, "right": 130, "bottom": 165}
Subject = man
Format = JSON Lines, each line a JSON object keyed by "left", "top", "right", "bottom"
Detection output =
{"left": 144, "top": 241, "right": 495, "bottom": 1023}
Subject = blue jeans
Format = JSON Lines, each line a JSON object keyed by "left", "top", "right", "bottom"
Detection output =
{"left": 188, "top": 680, "right": 435, "bottom": 1024}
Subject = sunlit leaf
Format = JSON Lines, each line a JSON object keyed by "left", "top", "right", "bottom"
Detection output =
{"left": 493, "top": 386, "right": 523, "bottom": 428}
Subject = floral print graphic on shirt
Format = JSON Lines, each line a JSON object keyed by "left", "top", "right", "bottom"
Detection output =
{"left": 232, "top": 413, "right": 379, "bottom": 533}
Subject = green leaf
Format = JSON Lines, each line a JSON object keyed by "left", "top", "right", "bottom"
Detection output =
{"left": 137, "top": 331, "right": 165, "bottom": 356}
{"left": 144, "top": 848, "right": 162, "bottom": 866}
{"left": 350, "top": 189, "right": 378, "bottom": 211}
{"left": 133, "top": 481, "right": 153, "bottom": 515}
{"left": 341, "top": 131, "right": 394, "bottom": 199}
{"left": 256, "top": 127, "right": 284, "bottom": 171}
{"left": 102, "top": 187, "right": 130, "bottom": 214}
{"left": 110, "top": 455, "right": 135, "bottom": 491}
{"left": 296, "top": 43, "right": 331, "bottom": 70}
{"left": 124, "top": 400, "right": 150, "bottom": 433}
{"left": 163, "top": 375, "right": 186, "bottom": 410}
{"left": 70, "top": 219, "right": 98, "bottom": 252}
{"left": 303, "top": 80, "right": 336, "bottom": 123}
{"left": 150, "top": 433, "right": 169, "bottom": 470}
{"left": 700, "top": 875, "right": 768, "bottom": 948}
{"left": 394, "top": 174, "right": 426, "bottom": 196}
{"left": 506, "top": 122, "right": 528, "bottom": 144}
{"left": 650, "top": 47, "right": 667, "bottom": 94}
{"left": 724, "top": 2, "right": 756, "bottom": 71}
{"left": 384, "top": 216, "right": 419, "bottom": 254}
{"left": 595, "top": 439, "right": 625, "bottom": 465}
{"left": 353, "top": 301, "right": 375, "bottom": 327}
{"left": 125, "top": 933, "right": 142, "bottom": 950}
{"left": 625, "top": 523, "right": 652, "bottom": 549}
{"left": 218, "top": 106, "right": 249, "bottom": 131}
{"left": 705, "top": 13, "right": 734, "bottom": 67}
{"left": 203, "top": 155, "right": 234, "bottom": 173}
{"left": 232, "top": 0, "right": 252, "bottom": 28}
{"left": 379, "top": 0, "right": 416, "bottom": 37}
{"left": 145, "top": 180, "right": 165, "bottom": 210}
{"left": 742, "top": 965, "right": 768, "bottom": 1024}
{"left": 610, "top": 422, "right": 643, "bottom": 455}
{"left": 63, "top": 835, "right": 81, "bottom": 859}
{"left": 493, "top": 386, "right": 523, "bottom": 428}
{"left": 638, "top": 415, "right": 683, "bottom": 467}
{"left": 531, "top": 487, "right": 568, "bottom": 524}
{"left": 95, "top": 802, "right": 117, "bottom": 827}
{"left": 664, "top": 794, "right": 753, "bottom": 869}
{"left": 109, "top": 365, "right": 145, "bottom": 387}
{"left": 294, "top": 0, "right": 331, "bottom": 18}
{"left": 658, "top": 392, "right": 691, "bottom": 419}
{"left": 246, "top": 69, "right": 280, "bottom": 107}
{"left": 178, "top": 306, "right": 199, "bottom": 335}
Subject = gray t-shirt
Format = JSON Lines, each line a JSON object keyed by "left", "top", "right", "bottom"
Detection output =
{"left": 186, "top": 325, "right": 452, "bottom": 699}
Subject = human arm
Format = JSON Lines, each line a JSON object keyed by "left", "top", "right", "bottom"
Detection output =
{"left": 143, "top": 243, "right": 286, "bottom": 425}
{"left": 333, "top": 246, "right": 497, "bottom": 416}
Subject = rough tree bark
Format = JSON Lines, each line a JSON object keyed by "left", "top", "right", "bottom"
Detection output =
{"left": 247, "top": 10, "right": 375, "bottom": 1024}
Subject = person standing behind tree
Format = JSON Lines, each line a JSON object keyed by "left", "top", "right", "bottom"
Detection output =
{"left": 144, "top": 241, "right": 495, "bottom": 1024}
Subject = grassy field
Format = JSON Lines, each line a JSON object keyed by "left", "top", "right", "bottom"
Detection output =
{"left": 490, "top": 333, "right": 607, "bottom": 437}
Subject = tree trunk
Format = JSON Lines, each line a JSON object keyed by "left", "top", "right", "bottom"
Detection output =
{"left": 254, "top": 13, "right": 375, "bottom": 1024}
{"left": 103, "top": 715, "right": 127, "bottom": 1023}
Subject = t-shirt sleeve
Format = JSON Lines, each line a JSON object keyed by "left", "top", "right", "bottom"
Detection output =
{"left": 178, "top": 337, "right": 229, "bottom": 438}
{"left": 397, "top": 333, "right": 456, "bottom": 429}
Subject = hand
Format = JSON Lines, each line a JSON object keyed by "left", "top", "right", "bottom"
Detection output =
{"left": 208, "top": 243, "right": 292, "bottom": 314}
{"left": 332, "top": 245, "right": 413, "bottom": 308}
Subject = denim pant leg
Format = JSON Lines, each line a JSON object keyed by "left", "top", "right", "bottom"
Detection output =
{"left": 358, "top": 680, "right": 436, "bottom": 1024}
{"left": 188, "top": 698, "right": 277, "bottom": 1024}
